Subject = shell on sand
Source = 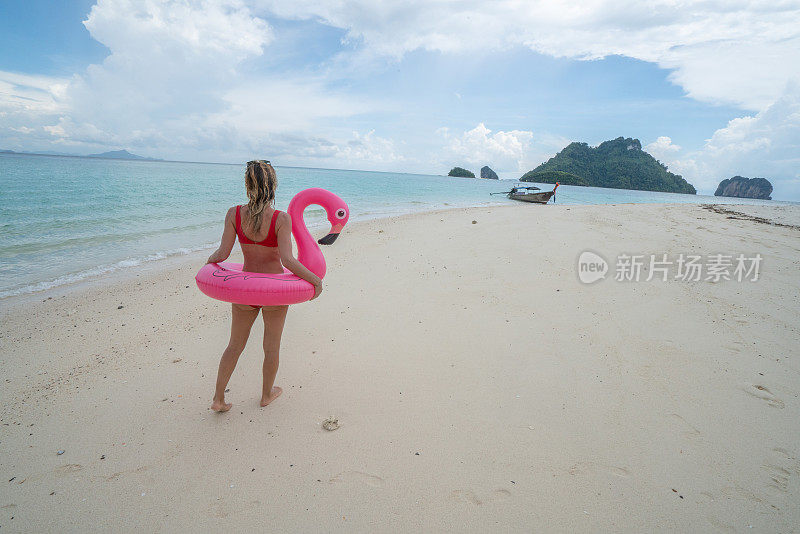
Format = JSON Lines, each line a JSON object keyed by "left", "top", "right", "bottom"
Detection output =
{"left": 322, "top": 418, "right": 339, "bottom": 431}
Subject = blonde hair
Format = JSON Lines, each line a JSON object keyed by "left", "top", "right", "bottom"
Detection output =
{"left": 244, "top": 160, "right": 277, "bottom": 233}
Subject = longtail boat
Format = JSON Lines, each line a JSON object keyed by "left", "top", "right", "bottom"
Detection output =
{"left": 491, "top": 182, "right": 559, "bottom": 204}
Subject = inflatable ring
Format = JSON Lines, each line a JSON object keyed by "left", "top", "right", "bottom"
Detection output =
{"left": 196, "top": 188, "right": 349, "bottom": 306}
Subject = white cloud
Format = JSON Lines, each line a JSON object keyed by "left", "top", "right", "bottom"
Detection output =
{"left": 256, "top": 0, "right": 800, "bottom": 111}
{"left": 0, "top": 0, "right": 374, "bottom": 162}
{"left": 0, "top": 71, "right": 70, "bottom": 151}
{"left": 85, "top": 0, "right": 270, "bottom": 59}
{"left": 0, "top": 71, "right": 67, "bottom": 114}
{"left": 646, "top": 86, "right": 800, "bottom": 197}
{"left": 644, "top": 136, "right": 681, "bottom": 162}
{"left": 332, "top": 129, "right": 402, "bottom": 163}
{"left": 436, "top": 123, "right": 569, "bottom": 176}
{"left": 213, "top": 78, "right": 370, "bottom": 134}
{"left": 254, "top": 0, "right": 800, "bottom": 192}
{"left": 438, "top": 123, "right": 533, "bottom": 173}
{"left": 699, "top": 87, "right": 800, "bottom": 196}
{"left": 2, "top": 0, "right": 799, "bottom": 190}
{"left": 57, "top": 0, "right": 272, "bottom": 145}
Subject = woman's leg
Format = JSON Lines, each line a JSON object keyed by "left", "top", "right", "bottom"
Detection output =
{"left": 260, "top": 305, "right": 288, "bottom": 407}
{"left": 211, "top": 304, "right": 260, "bottom": 412}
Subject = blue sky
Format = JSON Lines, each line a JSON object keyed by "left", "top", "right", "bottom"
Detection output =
{"left": 1, "top": 1, "right": 798, "bottom": 198}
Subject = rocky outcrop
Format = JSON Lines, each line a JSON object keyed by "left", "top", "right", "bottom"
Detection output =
{"left": 448, "top": 167, "right": 475, "bottom": 178}
{"left": 714, "top": 176, "right": 772, "bottom": 200}
{"left": 480, "top": 166, "right": 499, "bottom": 179}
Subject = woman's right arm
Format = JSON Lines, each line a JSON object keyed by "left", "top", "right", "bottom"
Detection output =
{"left": 206, "top": 207, "right": 236, "bottom": 264}
{"left": 275, "top": 212, "right": 323, "bottom": 299}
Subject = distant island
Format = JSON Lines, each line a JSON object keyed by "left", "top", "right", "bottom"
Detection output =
{"left": 714, "top": 176, "right": 772, "bottom": 200}
{"left": 448, "top": 167, "right": 475, "bottom": 178}
{"left": 448, "top": 166, "right": 500, "bottom": 179}
{"left": 521, "top": 137, "right": 696, "bottom": 194}
{"left": 87, "top": 149, "right": 161, "bottom": 161}
{"left": 1, "top": 148, "right": 79, "bottom": 157}
{"left": 1, "top": 148, "right": 161, "bottom": 161}
{"left": 480, "top": 166, "right": 499, "bottom": 180}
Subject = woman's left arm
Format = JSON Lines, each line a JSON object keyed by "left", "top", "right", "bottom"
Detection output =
{"left": 206, "top": 207, "right": 236, "bottom": 264}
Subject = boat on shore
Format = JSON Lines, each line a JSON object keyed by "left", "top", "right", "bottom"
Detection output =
{"left": 492, "top": 183, "right": 559, "bottom": 204}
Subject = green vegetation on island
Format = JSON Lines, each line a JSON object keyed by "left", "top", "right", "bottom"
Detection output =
{"left": 520, "top": 170, "right": 587, "bottom": 186}
{"left": 448, "top": 167, "right": 475, "bottom": 178}
{"left": 521, "top": 137, "right": 696, "bottom": 194}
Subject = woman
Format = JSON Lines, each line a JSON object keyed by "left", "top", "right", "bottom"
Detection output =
{"left": 206, "top": 160, "right": 322, "bottom": 412}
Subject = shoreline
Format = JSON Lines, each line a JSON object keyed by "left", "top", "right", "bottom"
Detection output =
{"left": 0, "top": 205, "right": 490, "bottom": 307}
{"left": 3, "top": 200, "right": 797, "bottom": 307}
{"left": 1, "top": 201, "right": 798, "bottom": 531}
{"left": 0, "top": 204, "right": 498, "bottom": 304}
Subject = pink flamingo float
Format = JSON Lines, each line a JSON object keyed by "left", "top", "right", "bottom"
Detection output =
{"left": 195, "top": 188, "right": 349, "bottom": 306}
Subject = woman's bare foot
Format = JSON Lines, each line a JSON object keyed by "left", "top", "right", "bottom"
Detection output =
{"left": 260, "top": 386, "right": 282, "bottom": 407}
{"left": 211, "top": 399, "right": 232, "bottom": 412}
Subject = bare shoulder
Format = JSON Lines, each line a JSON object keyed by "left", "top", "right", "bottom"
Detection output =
{"left": 277, "top": 210, "right": 291, "bottom": 229}
{"left": 225, "top": 206, "right": 237, "bottom": 220}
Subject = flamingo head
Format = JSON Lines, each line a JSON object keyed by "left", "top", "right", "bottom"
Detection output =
{"left": 317, "top": 197, "right": 350, "bottom": 245}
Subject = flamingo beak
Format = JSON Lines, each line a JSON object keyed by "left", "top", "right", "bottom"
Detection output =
{"left": 318, "top": 223, "right": 344, "bottom": 245}
{"left": 318, "top": 232, "right": 339, "bottom": 245}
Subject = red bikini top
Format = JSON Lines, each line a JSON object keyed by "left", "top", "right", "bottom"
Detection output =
{"left": 235, "top": 205, "right": 280, "bottom": 247}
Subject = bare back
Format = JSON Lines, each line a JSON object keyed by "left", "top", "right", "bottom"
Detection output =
{"left": 237, "top": 205, "right": 283, "bottom": 274}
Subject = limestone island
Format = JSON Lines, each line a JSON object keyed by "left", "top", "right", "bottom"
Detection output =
{"left": 448, "top": 167, "right": 475, "bottom": 178}
{"left": 714, "top": 176, "right": 773, "bottom": 200}
{"left": 480, "top": 166, "right": 499, "bottom": 180}
{"left": 520, "top": 137, "right": 696, "bottom": 194}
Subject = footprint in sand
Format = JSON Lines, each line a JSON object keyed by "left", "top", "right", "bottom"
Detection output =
{"left": 762, "top": 447, "right": 800, "bottom": 495}
{"left": 723, "top": 342, "right": 745, "bottom": 353}
{"left": 568, "top": 461, "right": 629, "bottom": 478}
{"left": 763, "top": 465, "right": 792, "bottom": 493}
{"left": 450, "top": 488, "right": 511, "bottom": 506}
{"left": 492, "top": 489, "right": 511, "bottom": 501}
{"left": 698, "top": 491, "right": 715, "bottom": 503}
{"left": 720, "top": 484, "right": 768, "bottom": 505}
{"left": 329, "top": 471, "right": 385, "bottom": 488}
{"left": 451, "top": 489, "right": 482, "bottom": 505}
{"left": 55, "top": 464, "right": 83, "bottom": 476}
{"left": 105, "top": 466, "right": 148, "bottom": 482}
{"left": 741, "top": 384, "right": 785, "bottom": 408}
{"left": 668, "top": 413, "right": 702, "bottom": 439}
{"left": 706, "top": 515, "right": 736, "bottom": 532}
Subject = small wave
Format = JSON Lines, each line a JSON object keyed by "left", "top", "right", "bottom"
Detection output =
{"left": 0, "top": 221, "right": 217, "bottom": 257}
{"left": 0, "top": 242, "right": 217, "bottom": 299}
{"left": 301, "top": 207, "right": 326, "bottom": 216}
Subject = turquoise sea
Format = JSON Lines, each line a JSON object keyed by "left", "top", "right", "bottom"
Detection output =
{"left": 0, "top": 153, "right": 792, "bottom": 298}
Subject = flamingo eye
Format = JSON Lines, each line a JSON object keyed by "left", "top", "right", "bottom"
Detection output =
{"left": 335, "top": 208, "right": 347, "bottom": 220}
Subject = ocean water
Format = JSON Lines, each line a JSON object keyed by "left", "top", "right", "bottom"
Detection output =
{"left": 0, "top": 153, "right": 792, "bottom": 298}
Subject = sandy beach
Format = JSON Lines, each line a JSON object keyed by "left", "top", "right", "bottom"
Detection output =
{"left": 1, "top": 202, "right": 798, "bottom": 532}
